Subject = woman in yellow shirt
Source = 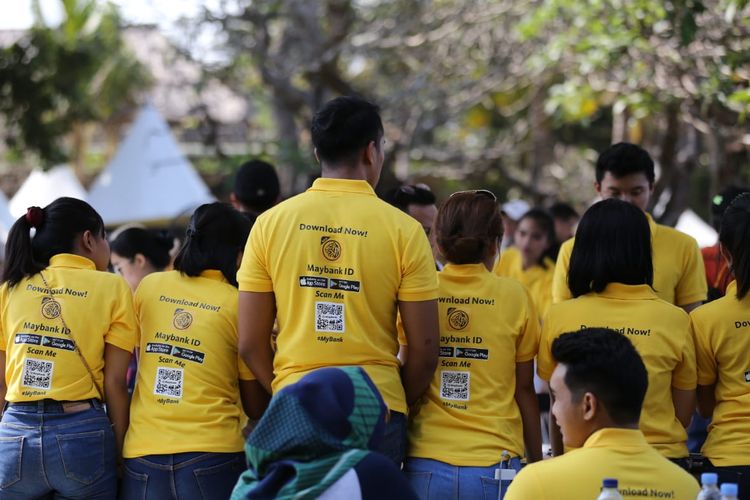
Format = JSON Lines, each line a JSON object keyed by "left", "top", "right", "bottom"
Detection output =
{"left": 494, "top": 208, "right": 556, "bottom": 318}
{"left": 692, "top": 192, "right": 750, "bottom": 495}
{"left": 0, "top": 197, "right": 136, "bottom": 499}
{"left": 404, "top": 190, "right": 542, "bottom": 500}
{"left": 121, "top": 202, "right": 267, "bottom": 500}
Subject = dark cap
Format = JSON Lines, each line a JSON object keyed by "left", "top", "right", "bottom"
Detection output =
{"left": 234, "top": 160, "right": 280, "bottom": 213}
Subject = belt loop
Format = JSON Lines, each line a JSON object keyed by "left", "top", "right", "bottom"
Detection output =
{"left": 37, "top": 400, "right": 45, "bottom": 414}
{"left": 91, "top": 398, "right": 101, "bottom": 410}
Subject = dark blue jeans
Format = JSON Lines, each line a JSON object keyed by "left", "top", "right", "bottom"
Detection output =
{"left": 121, "top": 451, "right": 246, "bottom": 500}
{"left": 0, "top": 400, "right": 117, "bottom": 499}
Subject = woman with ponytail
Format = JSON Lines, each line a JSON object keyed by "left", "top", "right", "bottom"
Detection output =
{"left": 404, "top": 190, "right": 542, "bottom": 500}
{"left": 0, "top": 197, "right": 137, "bottom": 499}
{"left": 692, "top": 192, "right": 750, "bottom": 494}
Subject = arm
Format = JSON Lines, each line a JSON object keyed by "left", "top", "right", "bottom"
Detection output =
{"left": 515, "top": 360, "right": 542, "bottom": 462}
{"left": 0, "top": 352, "right": 6, "bottom": 405}
{"left": 399, "top": 299, "right": 439, "bottom": 406}
{"left": 672, "top": 387, "right": 696, "bottom": 428}
{"left": 696, "top": 384, "right": 716, "bottom": 419}
{"left": 239, "top": 379, "right": 270, "bottom": 421}
{"left": 104, "top": 344, "right": 132, "bottom": 460}
{"left": 548, "top": 392, "right": 564, "bottom": 456}
{"left": 238, "top": 291, "right": 276, "bottom": 393}
{"left": 680, "top": 301, "right": 702, "bottom": 314}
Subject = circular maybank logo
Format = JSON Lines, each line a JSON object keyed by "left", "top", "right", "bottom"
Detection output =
{"left": 447, "top": 308, "right": 469, "bottom": 331}
{"left": 41, "top": 297, "right": 61, "bottom": 319}
{"left": 173, "top": 309, "right": 193, "bottom": 330}
{"left": 321, "top": 237, "right": 342, "bottom": 262}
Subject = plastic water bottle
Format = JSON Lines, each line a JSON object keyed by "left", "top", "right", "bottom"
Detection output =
{"left": 720, "top": 483, "right": 738, "bottom": 500}
{"left": 696, "top": 473, "right": 721, "bottom": 499}
{"left": 597, "top": 478, "right": 623, "bottom": 499}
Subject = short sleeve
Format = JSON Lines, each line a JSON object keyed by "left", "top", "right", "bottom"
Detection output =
{"left": 105, "top": 277, "right": 138, "bottom": 352}
{"left": 397, "top": 224, "right": 438, "bottom": 302}
{"left": 674, "top": 239, "right": 708, "bottom": 306}
{"left": 536, "top": 309, "right": 559, "bottom": 381}
{"left": 504, "top": 465, "right": 545, "bottom": 500}
{"left": 672, "top": 318, "right": 697, "bottom": 390}
{"left": 237, "top": 220, "right": 273, "bottom": 293}
{"left": 551, "top": 239, "right": 574, "bottom": 304}
{"left": 516, "top": 288, "right": 540, "bottom": 363}
{"left": 238, "top": 355, "right": 255, "bottom": 381}
{"left": 691, "top": 314, "right": 717, "bottom": 386}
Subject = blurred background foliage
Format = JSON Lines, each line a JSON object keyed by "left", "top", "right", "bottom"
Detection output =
{"left": 1, "top": 0, "right": 750, "bottom": 222}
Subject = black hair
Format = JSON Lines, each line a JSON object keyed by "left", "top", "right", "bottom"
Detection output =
{"left": 552, "top": 327, "right": 648, "bottom": 426}
{"left": 595, "top": 143, "right": 655, "bottom": 185}
{"left": 711, "top": 185, "right": 749, "bottom": 231}
{"left": 233, "top": 159, "right": 280, "bottom": 214}
{"left": 518, "top": 208, "right": 557, "bottom": 268}
{"left": 436, "top": 192, "right": 503, "bottom": 264}
{"left": 719, "top": 192, "right": 750, "bottom": 299}
{"left": 3, "top": 197, "right": 105, "bottom": 287}
{"left": 311, "top": 96, "right": 384, "bottom": 166}
{"left": 385, "top": 184, "right": 436, "bottom": 212}
{"left": 568, "top": 198, "right": 653, "bottom": 297}
{"left": 173, "top": 203, "right": 251, "bottom": 287}
{"left": 110, "top": 228, "right": 172, "bottom": 270}
{"left": 549, "top": 201, "right": 579, "bottom": 221}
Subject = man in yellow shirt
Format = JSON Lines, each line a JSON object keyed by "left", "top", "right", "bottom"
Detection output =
{"left": 551, "top": 143, "right": 706, "bottom": 313}
{"left": 506, "top": 328, "right": 699, "bottom": 500}
{"left": 237, "top": 96, "right": 439, "bottom": 464}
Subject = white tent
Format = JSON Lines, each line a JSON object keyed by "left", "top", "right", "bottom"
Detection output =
{"left": 676, "top": 209, "right": 717, "bottom": 248}
{"left": 88, "top": 104, "right": 214, "bottom": 226}
{"left": 9, "top": 165, "right": 88, "bottom": 219}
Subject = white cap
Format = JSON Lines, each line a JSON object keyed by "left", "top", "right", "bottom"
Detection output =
{"left": 501, "top": 199, "right": 530, "bottom": 221}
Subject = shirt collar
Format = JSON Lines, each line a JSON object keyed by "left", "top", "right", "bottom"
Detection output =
{"left": 645, "top": 212, "right": 657, "bottom": 237}
{"left": 199, "top": 270, "right": 229, "bottom": 283}
{"left": 583, "top": 427, "right": 649, "bottom": 450}
{"left": 441, "top": 263, "right": 490, "bottom": 276}
{"left": 595, "top": 283, "right": 657, "bottom": 300}
{"left": 48, "top": 254, "right": 96, "bottom": 270}
{"left": 308, "top": 178, "right": 376, "bottom": 196}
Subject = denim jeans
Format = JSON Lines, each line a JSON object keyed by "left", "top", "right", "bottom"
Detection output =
{"left": 121, "top": 451, "right": 246, "bottom": 500}
{"left": 0, "top": 399, "right": 117, "bottom": 499}
{"left": 376, "top": 411, "right": 407, "bottom": 465}
{"left": 404, "top": 456, "right": 522, "bottom": 500}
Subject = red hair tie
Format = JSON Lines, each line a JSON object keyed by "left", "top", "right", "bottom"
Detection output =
{"left": 25, "top": 206, "right": 44, "bottom": 228}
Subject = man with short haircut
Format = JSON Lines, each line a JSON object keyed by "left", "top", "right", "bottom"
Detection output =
{"left": 552, "top": 143, "right": 707, "bottom": 312}
{"left": 506, "top": 328, "right": 699, "bottom": 500}
{"left": 236, "top": 96, "right": 439, "bottom": 464}
{"left": 386, "top": 184, "right": 440, "bottom": 266}
{"left": 548, "top": 201, "right": 579, "bottom": 243}
{"left": 230, "top": 159, "right": 281, "bottom": 217}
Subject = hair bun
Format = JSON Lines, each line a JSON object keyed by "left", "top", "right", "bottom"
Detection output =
{"left": 25, "top": 206, "right": 44, "bottom": 228}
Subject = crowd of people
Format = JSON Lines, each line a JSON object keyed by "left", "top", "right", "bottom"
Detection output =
{"left": 0, "top": 95, "right": 747, "bottom": 500}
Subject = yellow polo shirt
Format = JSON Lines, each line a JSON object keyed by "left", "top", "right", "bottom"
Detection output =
{"left": 407, "top": 263, "right": 539, "bottom": 465}
{"left": 0, "top": 254, "right": 137, "bottom": 402}
{"left": 691, "top": 281, "right": 750, "bottom": 466}
{"left": 538, "top": 283, "right": 695, "bottom": 458}
{"left": 124, "top": 270, "right": 253, "bottom": 457}
{"left": 237, "top": 178, "right": 438, "bottom": 414}
{"left": 493, "top": 246, "right": 554, "bottom": 318}
{"left": 505, "top": 428, "right": 699, "bottom": 500}
{"left": 552, "top": 214, "right": 707, "bottom": 306}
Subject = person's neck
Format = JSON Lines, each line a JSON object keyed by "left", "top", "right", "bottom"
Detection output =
{"left": 321, "top": 163, "right": 368, "bottom": 182}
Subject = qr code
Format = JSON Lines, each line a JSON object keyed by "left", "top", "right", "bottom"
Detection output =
{"left": 154, "top": 367, "right": 183, "bottom": 398}
{"left": 22, "top": 358, "right": 54, "bottom": 390}
{"left": 315, "top": 301, "right": 345, "bottom": 333}
{"left": 440, "top": 371, "right": 470, "bottom": 401}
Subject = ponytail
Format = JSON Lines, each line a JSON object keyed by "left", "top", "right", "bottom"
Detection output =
{"left": 3, "top": 209, "right": 46, "bottom": 286}
{"left": 719, "top": 192, "right": 750, "bottom": 299}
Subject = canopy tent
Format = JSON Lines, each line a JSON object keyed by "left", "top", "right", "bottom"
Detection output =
{"left": 676, "top": 209, "right": 717, "bottom": 248}
{"left": 88, "top": 104, "right": 214, "bottom": 227}
{"left": 0, "top": 190, "right": 16, "bottom": 244}
{"left": 9, "top": 165, "right": 88, "bottom": 219}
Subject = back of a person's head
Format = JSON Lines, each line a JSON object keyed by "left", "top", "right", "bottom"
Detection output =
{"left": 385, "top": 184, "right": 436, "bottom": 212}
{"left": 3, "top": 197, "right": 104, "bottom": 287}
{"left": 552, "top": 328, "right": 648, "bottom": 426}
{"left": 173, "top": 202, "right": 251, "bottom": 286}
{"left": 233, "top": 160, "right": 280, "bottom": 214}
{"left": 711, "top": 185, "right": 750, "bottom": 230}
{"left": 568, "top": 198, "right": 653, "bottom": 297}
{"left": 110, "top": 227, "right": 172, "bottom": 270}
{"left": 719, "top": 192, "right": 750, "bottom": 299}
{"left": 595, "top": 142, "right": 655, "bottom": 185}
{"left": 549, "top": 201, "right": 579, "bottom": 221}
{"left": 436, "top": 190, "right": 502, "bottom": 264}
{"left": 311, "top": 96, "right": 383, "bottom": 166}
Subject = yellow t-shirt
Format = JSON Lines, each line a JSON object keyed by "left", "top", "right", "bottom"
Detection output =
{"left": 124, "top": 270, "right": 254, "bottom": 458}
{"left": 407, "top": 263, "right": 539, "bottom": 465}
{"left": 0, "top": 254, "right": 137, "bottom": 402}
{"left": 538, "top": 283, "right": 695, "bottom": 458}
{"left": 552, "top": 214, "right": 707, "bottom": 306}
{"left": 505, "top": 428, "right": 699, "bottom": 500}
{"left": 493, "top": 246, "right": 554, "bottom": 318}
{"left": 691, "top": 281, "right": 750, "bottom": 466}
{"left": 237, "top": 178, "right": 438, "bottom": 414}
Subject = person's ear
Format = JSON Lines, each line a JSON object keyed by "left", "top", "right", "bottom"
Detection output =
{"left": 313, "top": 148, "right": 320, "bottom": 164}
{"left": 581, "top": 392, "right": 598, "bottom": 422}
{"left": 133, "top": 253, "right": 147, "bottom": 269}
{"left": 81, "top": 230, "right": 96, "bottom": 254}
{"left": 594, "top": 181, "right": 602, "bottom": 196}
{"left": 364, "top": 141, "right": 378, "bottom": 166}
